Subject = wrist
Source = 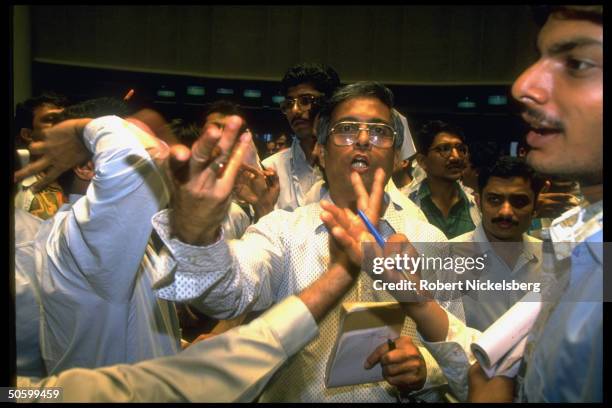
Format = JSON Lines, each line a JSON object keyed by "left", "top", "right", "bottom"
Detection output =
{"left": 171, "top": 213, "right": 221, "bottom": 246}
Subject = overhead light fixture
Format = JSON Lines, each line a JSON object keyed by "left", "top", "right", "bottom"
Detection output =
{"left": 187, "top": 86, "right": 206, "bottom": 96}
{"left": 457, "top": 97, "right": 476, "bottom": 109}
{"left": 488, "top": 95, "right": 507, "bottom": 106}
{"left": 157, "top": 89, "right": 175, "bottom": 98}
{"left": 272, "top": 95, "right": 285, "bottom": 104}
{"left": 244, "top": 89, "right": 262, "bottom": 98}
{"left": 216, "top": 88, "right": 234, "bottom": 95}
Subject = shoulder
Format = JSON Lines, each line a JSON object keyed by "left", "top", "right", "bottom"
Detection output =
{"left": 262, "top": 148, "right": 293, "bottom": 170}
{"left": 450, "top": 230, "right": 475, "bottom": 243}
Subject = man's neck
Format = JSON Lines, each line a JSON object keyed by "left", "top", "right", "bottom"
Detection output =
{"left": 299, "top": 135, "right": 316, "bottom": 164}
{"left": 392, "top": 172, "right": 412, "bottom": 190}
{"left": 426, "top": 176, "right": 460, "bottom": 216}
{"left": 483, "top": 227, "right": 525, "bottom": 270}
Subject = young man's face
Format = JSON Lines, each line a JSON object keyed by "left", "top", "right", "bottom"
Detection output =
{"left": 420, "top": 132, "right": 467, "bottom": 182}
{"left": 322, "top": 97, "right": 395, "bottom": 204}
{"left": 480, "top": 176, "right": 536, "bottom": 242}
{"left": 511, "top": 14, "right": 603, "bottom": 184}
{"left": 29, "top": 104, "right": 64, "bottom": 142}
{"left": 283, "top": 83, "right": 324, "bottom": 140}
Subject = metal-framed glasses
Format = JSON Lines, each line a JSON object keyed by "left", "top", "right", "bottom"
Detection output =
{"left": 329, "top": 121, "right": 397, "bottom": 148}
{"left": 429, "top": 143, "right": 468, "bottom": 158}
{"left": 279, "top": 94, "right": 322, "bottom": 114}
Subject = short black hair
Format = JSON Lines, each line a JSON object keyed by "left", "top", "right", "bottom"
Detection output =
{"left": 532, "top": 5, "right": 602, "bottom": 27}
{"left": 168, "top": 119, "right": 201, "bottom": 148}
{"left": 414, "top": 120, "right": 465, "bottom": 154}
{"left": 467, "top": 140, "right": 503, "bottom": 172}
{"left": 315, "top": 81, "right": 404, "bottom": 149}
{"left": 58, "top": 97, "right": 130, "bottom": 121}
{"left": 203, "top": 100, "right": 245, "bottom": 122}
{"left": 478, "top": 156, "right": 545, "bottom": 198}
{"left": 14, "top": 92, "right": 69, "bottom": 133}
{"left": 280, "top": 62, "right": 341, "bottom": 98}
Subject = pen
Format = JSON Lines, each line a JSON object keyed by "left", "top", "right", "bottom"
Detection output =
{"left": 387, "top": 338, "right": 396, "bottom": 351}
{"left": 357, "top": 209, "right": 386, "bottom": 249}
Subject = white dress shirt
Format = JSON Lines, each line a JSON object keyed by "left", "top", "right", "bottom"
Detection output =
{"left": 36, "top": 116, "right": 180, "bottom": 375}
{"left": 449, "top": 223, "right": 542, "bottom": 331}
{"left": 151, "top": 191, "right": 463, "bottom": 402}
{"left": 14, "top": 209, "right": 45, "bottom": 378}
{"left": 261, "top": 137, "right": 322, "bottom": 211}
{"left": 17, "top": 295, "right": 318, "bottom": 402}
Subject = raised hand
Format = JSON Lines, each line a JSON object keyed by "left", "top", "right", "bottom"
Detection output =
{"left": 234, "top": 164, "right": 280, "bottom": 221}
{"left": 319, "top": 168, "right": 386, "bottom": 269}
{"left": 14, "top": 118, "right": 93, "bottom": 193}
{"left": 168, "top": 116, "right": 252, "bottom": 246}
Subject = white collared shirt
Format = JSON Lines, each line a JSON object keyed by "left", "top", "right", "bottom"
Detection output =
{"left": 450, "top": 224, "right": 542, "bottom": 331}
{"left": 261, "top": 137, "right": 322, "bottom": 211}
{"left": 34, "top": 116, "right": 180, "bottom": 375}
{"left": 151, "top": 191, "right": 462, "bottom": 402}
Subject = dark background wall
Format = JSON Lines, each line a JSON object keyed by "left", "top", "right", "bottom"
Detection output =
{"left": 17, "top": 5, "right": 541, "bottom": 149}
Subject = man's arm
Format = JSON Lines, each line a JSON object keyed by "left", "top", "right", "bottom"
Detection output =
{"left": 17, "top": 211, "right": 363, "bottom": 403}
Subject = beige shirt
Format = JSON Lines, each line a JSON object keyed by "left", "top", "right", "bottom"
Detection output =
{"left": 16, "top": 296, "right": 318, "bottom": 402}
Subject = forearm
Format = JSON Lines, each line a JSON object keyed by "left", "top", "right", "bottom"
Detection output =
{"left": 298, "top": 262, "right": 355, "bottom": 323}
{"left": 402, "top": 302, "right": 449, "bottom": 342}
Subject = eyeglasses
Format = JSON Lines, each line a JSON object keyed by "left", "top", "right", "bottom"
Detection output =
{"left": 279, "top": 94, "right": 322, "bottom": 114}
{"left": 429, "top": 143, "right": 468, "bottom": 158}
{"left": 328, "top": 121, "right": 396, "bottom": 148}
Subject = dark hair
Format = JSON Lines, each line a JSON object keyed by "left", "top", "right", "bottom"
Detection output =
{"left": 414, "top": 120, "right": 465, "bottom": 154}
{"left": 55, "top": 97, "right": 130, "bottom": 193}
{"left": 203, "top": 100, "right": 244, "bottom": 122}
{"left": 467, "top": 140, "right": 503, "bottom": 172}
{"left": 315, "top": 81, "right": 404, "bottom": 149}
{"left": 14, "top": 92, "right": 69, "bottom": 133}
{"left": 168, "top": 119, "right": 201, "bottom": 148}
{"left": 58, "top": 97, "right": 130, "bottom": 121}
{"left": 532, "top": 5, "right": 602, "bottom": 27}
{"left": 478, "top": 156, "right": 545, "bottom": 198}
{"left": 280, "top": 62, "right": 341, "bottom": 98}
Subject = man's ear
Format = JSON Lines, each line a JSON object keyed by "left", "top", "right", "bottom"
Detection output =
{"left": 19, "top": 128, "right": 33, "bottom": 146}
{"left": 73, "top": 160, "right": 95, "bottom": 181}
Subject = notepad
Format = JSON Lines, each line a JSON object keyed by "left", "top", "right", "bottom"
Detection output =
{"left": 325, "top": 302, "right": 405, "bottom": 388}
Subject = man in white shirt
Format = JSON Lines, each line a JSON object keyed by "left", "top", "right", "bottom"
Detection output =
{"left": 450, "top": 156, "right": 545, "bottom": 331}
{"left": 262, "top": 62, "right": 340, "bottom": 211}
{"left": 14, "top": 99, "right": 180, "bottom": 375}
{"left": 151, "top": 82, "right": 459, "bottom": 402}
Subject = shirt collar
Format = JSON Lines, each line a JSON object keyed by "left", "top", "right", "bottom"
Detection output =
{"left": 472, "top": 223, "right": 539, "bottom": 262}
{"left": 20, "top": 175, "right": 39, "bottom": 188}
{"left": 417, "top": 179, "right": 473, "bottom": 207}
{"left": 313, "top": 188, "right": 405, "bottom": 235}
{"left": 549, "top": 200, "right": 603, "bottom": 260}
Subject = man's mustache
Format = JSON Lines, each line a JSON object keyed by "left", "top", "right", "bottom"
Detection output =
{"left": 522, "top": 107, "right": 564, "bottom": 131}
{"left": 492, "top": 217, "right": 519, "bottom": 226}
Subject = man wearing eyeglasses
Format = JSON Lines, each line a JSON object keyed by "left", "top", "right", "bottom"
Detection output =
{"left": 151, "top": 82, "right": 458, "bottom": 402}
{"left": 262, "top": 62, "right": 340, "bottom": 211}
{"left": 261, "top": 62, "right": 340, "bottom": 211}
{"left": 404, "top": 120, "right": 480, "bottom": 239}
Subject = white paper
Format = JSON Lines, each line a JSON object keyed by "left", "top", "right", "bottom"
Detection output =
{"left": 471, "top": 291, "right": 542, "bottom": 377}
{"left": 325, "top": 326, "right": 398, "bottom": 388}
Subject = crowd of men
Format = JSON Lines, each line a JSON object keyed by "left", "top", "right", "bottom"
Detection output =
{"left": 12, "top": 5, "right": 602, "bottom": 402}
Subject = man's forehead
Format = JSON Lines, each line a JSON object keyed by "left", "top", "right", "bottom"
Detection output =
{"left": 538, "top": 15, "right": 603, "bottom": 54}
{"left": 331, "top": 97, "right": 391, "bottom": 121}
{"left": 484, "top": 176, "right": 533, "bottom": 193}
{"left": 286, "top": 83, "right": 322, "bottom": 97}
{"left": 35, "top": 104, "right": 63, "bottom": 116}
{"left": 432, "top": 132, "right": 462, "bottom": 145}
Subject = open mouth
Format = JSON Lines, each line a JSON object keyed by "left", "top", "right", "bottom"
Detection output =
{"left": 351, "top": 155, "right": 370, "bottom": 172}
